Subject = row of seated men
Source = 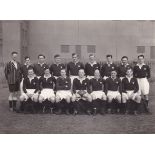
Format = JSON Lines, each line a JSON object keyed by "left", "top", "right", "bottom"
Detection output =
{"left": 18, "top": 66, "right": 149, "bottom": 115}
{"left": 4, "top": 52, "right": 151, "bottom": 115}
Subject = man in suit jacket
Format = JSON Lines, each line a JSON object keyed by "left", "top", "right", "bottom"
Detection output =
{"left": 4, "top": 51, "right": 22, "bottom": 111}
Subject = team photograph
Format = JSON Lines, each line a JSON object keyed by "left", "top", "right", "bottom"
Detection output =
{"left": 0, "top": 20, "right": 155, "bottom": 134}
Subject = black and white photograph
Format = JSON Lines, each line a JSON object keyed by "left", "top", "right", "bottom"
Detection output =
{"left": 0, "top": 20, "right": 155, "bottom": 134}
{"left": 0, "top": 0, "right": 155, "bottom": 155}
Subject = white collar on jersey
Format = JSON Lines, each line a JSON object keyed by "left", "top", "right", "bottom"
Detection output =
{"left": 121, "top": 63, "right": 129, "bottom": 66}
{"left": 137, "top": 63, "right": 146, "bottom": 69}
{"left": 77, "top": 76, "right": 86, "bottom": 81}
{"left": 107, "top": 62, "right": 113, "bottom": 65}
{"left": 28, "top": 75, "right": 35, "bottom": 80}
{"left": 137, "top": 63, "right": 145, "bottom": 66}
{"left": 89, "top": 61, "right": 97, "bottom": 66}
{"left": 38, "top": 62, "right": 45, "bottom": 66}
{"left": 44, "top": 74, "right": 51, "bottom": 79}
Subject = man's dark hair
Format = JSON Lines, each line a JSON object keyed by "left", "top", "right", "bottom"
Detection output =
{"left": 121, "top": 56, "right": 128, "bottom": 60}
{"left": 28, "top": 66, "right": 34, "bottom": 71}
{"left": 11, "top": 51, "right": 18, "bottom": 55}
{"left": 72, "top": 53, "right": 79, "bottom": 57}
{"left": 89, "top": 54, "right": 95, "bottom": 57}
{"left": 138, "top": 54, "right": 144, "bottom": 59}
{"left": 54, "top": 54, "right": 60, "bottom": 58}
{"left": 38, "top": 54, "right": 45, "bottom": 59}
{"left": 106, "top": 54, "right": 112, "bottom": 58}
{"left": 25, "top": 56, "right": 30, "bottom": 60}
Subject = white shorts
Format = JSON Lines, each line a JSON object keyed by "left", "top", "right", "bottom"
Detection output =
{"left": 87, "top": 76, "right": 94, "bottom": 80}
{"left": 122, "top": 91, "right": 138, "bottom": 100}
{"left": 21, "top": 89, "right": 39, "bottom": 101}
{"left": 91, "top": 91, "right": 106, "bottom": 99}
{"left": 107, "top": 91, "right": 121, "bottom": 99}
{"left": 137, "top": 78, "right": 149, "bottom": 95}
{"left": 56, "top": 90, "right": 72, "bottom": 100}
{"left": 40, "top": 89, "right": 55, "bottom": 100}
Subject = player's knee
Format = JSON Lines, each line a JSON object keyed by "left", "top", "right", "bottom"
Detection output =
{"left": 66, "top": 96, "right": 71, "bottom": 103}
{"left": 38, "top": 95, "right": 44, "bottom": 103}
{"left": 19, "top": 95, "right": 25, "bottom": 101}
{"left": 107, "top": 96, "right": 113, "bottom": 103}
{"left": 116, "top": 95, "right": 121, "bottom": 103}
{"left": 91, "top": 94, "right": 96, "bottom": 100}
{"left": 49, "top": 97, "right": 55, "bottom": 103}
{"left": 136, "top": 95, "right": 141, "bottom": 103}
{"left": 55, "top": 96, "right": 60, "bottom": 103}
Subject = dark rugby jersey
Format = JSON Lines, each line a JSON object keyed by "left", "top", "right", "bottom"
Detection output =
{"left": 67, "top": 61, "right": 84, "bottom": 76}
{"left": 101, "top": 63, "right": 117, "bottom": 77}
{"left": 56, "top": 76, "right": 71, "bottom": 91}
{"left": 90, "top": 78, "right": 105, "bottom": 91}
{"left": 23, "top": 76, "right": 39, "bottom": 93}
{"left": 33, "top": 63, "right": 49, "bottom": 77}
{"left": 105, "top": 77, "right": 121, "bottom": 93}
{"left": 133, "top": 64, "right": 150, "bottom": 79}
{"left": 21, "top": 64, "right": 34, "bottom": 78}
{"left": 117, "top": 64, "right": 132, "bottom": 78}
{"left": 50, "top": 63, "right": 65, "bottom": 77}
{"left": 72, "top": 77, "right": 90, "bottom": 94}
{"left": 85, "top": 62, "right": 100, "bottom": 76}
{"left": 122, "top": 77, "right": 139, "bottom": 93}
{"left": 39, "top": 75, "right": 56, "bottom": 90}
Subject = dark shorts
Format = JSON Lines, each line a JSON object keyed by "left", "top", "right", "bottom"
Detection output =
{"left": 8, "top": 82, "right": 20, "bottom": 92}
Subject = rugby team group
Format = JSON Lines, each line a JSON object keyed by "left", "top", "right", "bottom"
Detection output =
{"left": 4, "top": 52, "right": 151, "bottom": 115}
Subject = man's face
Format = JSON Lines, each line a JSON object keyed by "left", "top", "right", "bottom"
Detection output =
{"left": 94, "top": 70, "right": 100, "bottom": 78}
{"left": 28, "top": 69, "right": 34, "bottom": 77}
{"left": 72, "top": 55, "right": 78, "bottom": 62}
{"left": 12, "top": 54, "right": 18, "bottom": 61}
{"left": 138, "top": 56, "right": 144, "bottom": 64}
{"left": 126, "top": 69, "right": 133, "bottom": 77}
{"left": 55, "top": 56, "right": 61, "bottom": 64}
{"left": 111, "top": 71, "right": 117, "bottom": 78}
{"left": 44, "top": 69, "right": 50, "bottom": 75}
{"left": 122, "top": 58, "right": 128, "bottom": 65}
{"left": 107, "top": 56, "right": 112, "bottom": 63}
{"left": 38, "top": 56, "right": 45, "bottom": 64}
{"left": 89, "top": 55, "right": 95, "bottom": 63}
{"left": 25, "top": 58, "right": 30, "bottom": 65}
{"left": 61, "top": 70, "right": 66, "bottom": 77}
{"left": 79, "top": 69, "right": 85, "bottom": 78}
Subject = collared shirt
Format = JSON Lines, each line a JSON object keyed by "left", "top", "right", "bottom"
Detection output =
{"left": 23, "top": 76, "right": 39, "bottom": 93}
{"left": 67, "top": 61, "right": 84, "bottom": 76}
{"left": 90, "top": 77, "right": 105, "bottom": 91}
{"left": 39, "top": 75, "right": 56, "bottom": 90}
{"left": 133, "top": 63, "right": 150, "bottom": 78}
{"left": 72, "top": 77, "right": 90, "bottom": 94}
{"left": 85, "top": 61, "right": 100, "bottom": 76}
{"left": 50, "top": 63, "right": 65, "bottom": 77}
{"left": 105, "top": 77, "right": 121, "bottom": 92}
{"left": 56, "top": 76, "right": 71, "bottom": 91}
{"left": 101, "top": 62, "right": 117, "bottom": 77}
{"left": 117, "top": 63, "right": 132, "bottom": 78}
{"left": 122, "top": 76, "right": 139, "bottom": 93}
